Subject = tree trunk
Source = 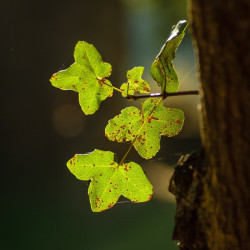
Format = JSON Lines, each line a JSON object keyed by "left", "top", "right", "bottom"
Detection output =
{"left": 169, "top": 0, "right": 250, "bottom": 249}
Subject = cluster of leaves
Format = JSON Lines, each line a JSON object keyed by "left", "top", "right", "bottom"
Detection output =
{"left": 50, "top": 20, "right": 188, "bottom": 212}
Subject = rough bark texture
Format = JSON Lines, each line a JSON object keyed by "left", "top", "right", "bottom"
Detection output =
{"left": 169, "top": 0, "right": 250, "bottom": 249}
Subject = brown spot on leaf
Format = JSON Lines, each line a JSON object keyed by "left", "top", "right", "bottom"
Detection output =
{"left": 50, "top": 74, "right": 58, "bottom": 81}
{"left": 151, "top": 116, "right": 159, "bottom": 121}
{"left": 108, "top": 202, "right": 114, "bottom": 208}
{"left": 143, "top": 87, "right": 150, "bottom": 92}
{"left": 175, "top": 120, "right": 181, "bottom": 124}
{"left": 134, "top": 80, "right": 139, "bottom": 83}
{"left": 148, "top": 194, "right": 153, "bottom": 200}
{"left": 124, "top": 164, "right": 132, "bottom": 172}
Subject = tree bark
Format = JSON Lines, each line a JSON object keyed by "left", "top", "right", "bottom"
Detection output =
{"left": 169, "top": 0, "right": 250, "bottom": 249}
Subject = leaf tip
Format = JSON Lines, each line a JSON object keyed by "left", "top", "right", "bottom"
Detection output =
{"left": 50, "top": 73, "right": 57, "bottom": 83}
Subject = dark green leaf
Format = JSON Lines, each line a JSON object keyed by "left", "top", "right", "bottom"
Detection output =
{"left": 150, "top": 20, "right": 188, "bottom": 93}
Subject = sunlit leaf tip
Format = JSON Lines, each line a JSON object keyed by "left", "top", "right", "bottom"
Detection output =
{"left": 67, "top": 149, "right": 153, "bottom": 212}
{"left": 120, "top": 66, "right": 150, "bottom": 97}
{"left": 50, "top": 41, "right": 113, "bottom": 115}
{"left": 150, "top": 20, "right": 188, "bottom": 94}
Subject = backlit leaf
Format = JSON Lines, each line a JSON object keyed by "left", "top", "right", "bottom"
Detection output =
{"left": 150, "top": 20, "right": 188, "bottom": 93}
{"left": 67, "top": 149, "right": 153, "bottom": 212}
{"left": 120, "top": 67, "right": 150, "bottom": 97}
{"left": 105, "top": 98, "right": 184, "bottom": 159}
{"left": 50, "top": 41, "right": 113, "bottom": 115}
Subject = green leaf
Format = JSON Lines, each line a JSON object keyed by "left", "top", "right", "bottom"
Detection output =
{"left": 67, "top": 149, "right": 153, "bottom": 212}
{"left": 105, "top": 98, "right": 184, "bottom": 159}
{"left": 120, "top": 67, "right": 150, "bottom": 97}
{"left": 150, "top": 20, "right": 188, "bottom": 93}
{"left": 50, "top": 41, "right": 113, "bottom": 115}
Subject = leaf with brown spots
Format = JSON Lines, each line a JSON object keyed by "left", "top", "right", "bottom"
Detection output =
{"left": 150, "top": 20, "right": 188, "bottom": 93}
{"left": 120, "top": 67, "right": 150, "bottom": 97}
{"left": 105, "top": 98, "right": 184, "bottom": 159}
{"left": 50, "top": 41, "right": 113, "bottom": 115}
{"left": 67, "top": 149, "right": 152, "bottom": 212}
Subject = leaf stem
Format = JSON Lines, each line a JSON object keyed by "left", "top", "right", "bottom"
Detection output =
{"left": 119, "top": 97, "right": 163, "bottom": 165}
{"left": 126, "top": 90, "right": 199, "bottom": 100}
{"left": 112, "top": 86, "right": 124, "bottom": 93}
{"left": 101, "top": 80, "right": 124, "bottom": 94}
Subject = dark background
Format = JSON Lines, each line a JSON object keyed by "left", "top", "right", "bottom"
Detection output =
{"left": 1, "top": 0, "right": 200, "bottom": 249}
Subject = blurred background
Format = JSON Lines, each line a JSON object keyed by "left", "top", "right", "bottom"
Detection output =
{"left": 1, "top": 0, "right": 201, "bottom": 249}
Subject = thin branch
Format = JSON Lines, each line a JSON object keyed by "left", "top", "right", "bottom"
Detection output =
{"left": 101, "top": 78, "right": 199, "bottom": 98}
{"left": 125, "top": 90, "right": 199, "bottom": 100}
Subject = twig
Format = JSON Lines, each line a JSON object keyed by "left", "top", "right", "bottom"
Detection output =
{"left": 126, "top": 90, "right": 199, "bottom": 100}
